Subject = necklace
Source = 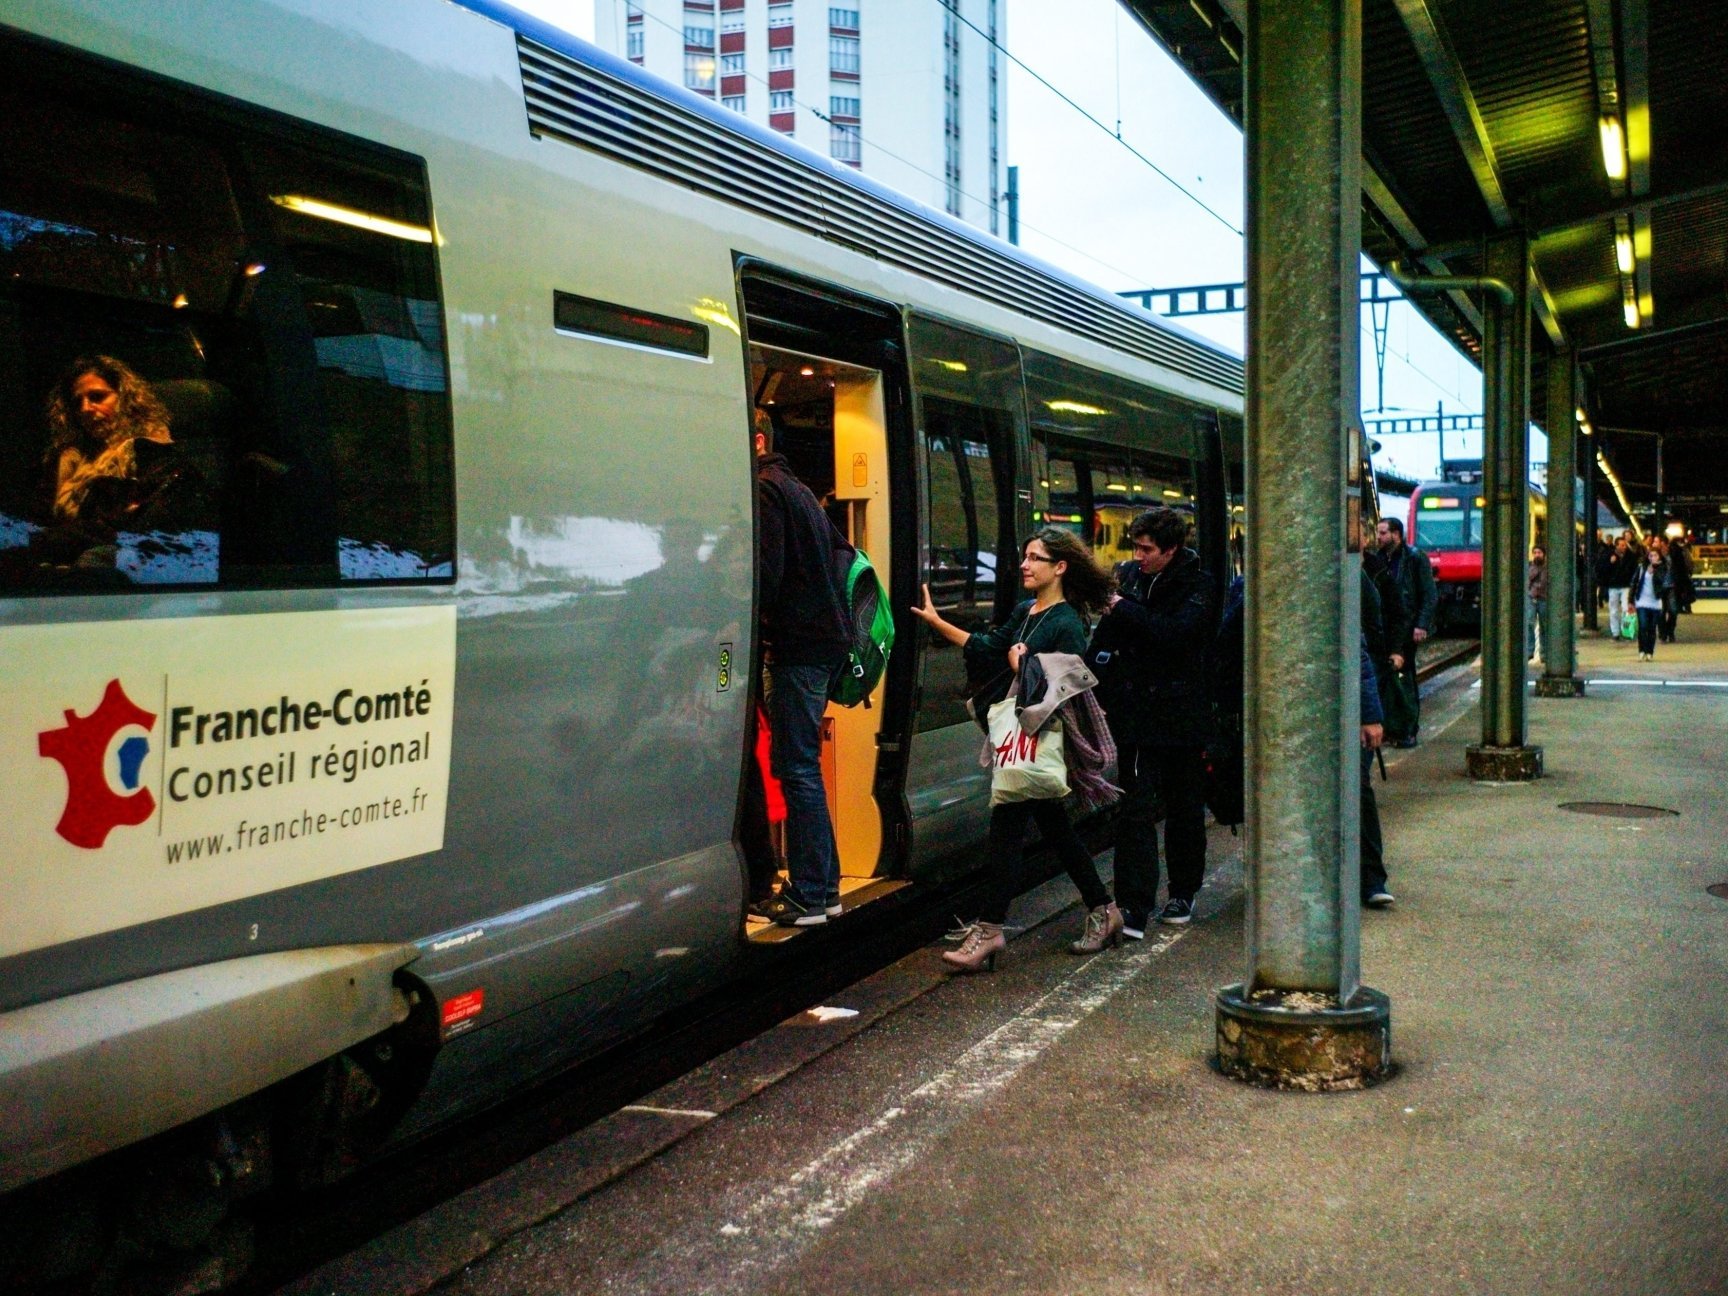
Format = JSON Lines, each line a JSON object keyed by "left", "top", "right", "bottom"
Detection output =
{"left": 1016, "top": 600, "right": 1059, "bottom": 649}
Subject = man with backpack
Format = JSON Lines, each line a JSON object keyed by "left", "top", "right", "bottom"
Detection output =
{"left": 750, "top": 411, "right": 855, "bottom": 927}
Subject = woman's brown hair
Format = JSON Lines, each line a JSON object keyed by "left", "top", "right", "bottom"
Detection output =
{"left": 1025, "top": 526, "right": 1115, "bottom": 615}
{"left": 44, "top": 354, "right": 170, "bottom": 459}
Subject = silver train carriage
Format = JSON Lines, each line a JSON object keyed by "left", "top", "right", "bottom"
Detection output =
{"left": 0, "top": 0, "right": 1244, "bottom": 1225}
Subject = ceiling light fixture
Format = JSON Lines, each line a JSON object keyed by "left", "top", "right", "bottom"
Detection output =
{"left": 1615, "top": 228, "right": 1635, "bottom": 274}
{"left": 1599, "top": 115, "right": 1627, "bottom": 180}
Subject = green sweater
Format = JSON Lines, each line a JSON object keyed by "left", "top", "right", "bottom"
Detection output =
{"left": 964, "top": 598, "right": 1088, "bottom": 668}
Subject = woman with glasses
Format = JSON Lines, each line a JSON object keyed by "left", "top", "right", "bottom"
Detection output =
{"left": 911, "top": 527, "right": 1118, "bottom": 971}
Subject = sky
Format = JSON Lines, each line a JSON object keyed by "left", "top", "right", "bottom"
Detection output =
{"left": 508, "top": 0, "right": 1522, "bottom": 486}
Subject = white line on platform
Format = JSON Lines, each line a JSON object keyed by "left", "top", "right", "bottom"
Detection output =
{"left": 673, "top": 930, "right": 1185, "bottom": 1295}
{"left": 620, "top": 1104, "right": 718, "bottom": 1120}
{"left": 1587, "top": 678, "right": 1728, "bottom": 688}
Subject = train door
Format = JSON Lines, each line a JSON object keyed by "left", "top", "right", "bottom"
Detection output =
{"left": 901, "top": 315, "right": 1030, "bottom": 870}
{"left": 735, "top": 268, "right": 916, "bottom": 940}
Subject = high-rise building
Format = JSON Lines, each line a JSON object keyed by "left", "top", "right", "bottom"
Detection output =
{"left": 593, "top": 0, "right": 1006, "bottom": 235}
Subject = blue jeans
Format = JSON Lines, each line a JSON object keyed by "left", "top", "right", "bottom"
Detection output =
{"left": 767, "top": 661, "right": 842, "bottom": 908}
{"left": 1529, "top": 597, "right": 1545, "bottom": 657}
{"left": 1636, "top": 606, "right": 1659, "bottom": 655}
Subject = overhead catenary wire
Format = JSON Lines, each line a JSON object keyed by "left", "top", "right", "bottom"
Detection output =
{"left": 619, "top": 0, "right": 1188, "bottom": 294}
{"left": 938, "top": 0, "right": 1245, "bottom": 237}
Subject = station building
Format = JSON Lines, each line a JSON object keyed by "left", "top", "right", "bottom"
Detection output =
{"left": 591, "top": 0, "right": 1008, "bottom": 233}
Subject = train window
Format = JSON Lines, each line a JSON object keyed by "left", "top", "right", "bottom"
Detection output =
{"left": 908, "top": 316, "right": 1027, "bottom": 733}
{"left": 922, "top": 408, "right": 1016, "bottom": 731}
{"left": 1040, "top": 452, "right": 1086, "bottom": 540}
{"left": 1031, "top": 437, "right": 1196, "bottom": 573}
{"left": 1416, "top": 498, "right": 1484, "bottom": 547}
{"left": 0, "top": 34, "right": 454, "bottom": 594}
{"left": 1023, "top": 348, "right": 1195, "bottom": 460}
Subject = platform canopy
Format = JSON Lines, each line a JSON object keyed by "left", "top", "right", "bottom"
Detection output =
{"left": 1124, "top": 0, "right": 1728, "bottom": 531}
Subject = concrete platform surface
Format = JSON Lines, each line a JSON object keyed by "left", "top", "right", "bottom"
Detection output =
{"left": 295, "top": 622, "right": 1728, "bottom": 1296}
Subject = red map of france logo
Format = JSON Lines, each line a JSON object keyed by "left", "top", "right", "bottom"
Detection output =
{"left": 38, "top": 679, "right": 158, "bottom": 849}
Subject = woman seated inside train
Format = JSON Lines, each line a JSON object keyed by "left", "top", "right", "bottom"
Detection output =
{"left": 47, "top": 354, "right": 176, "bottom": 526}
{"left": 32, "top": 355, "right": 215, "bottom": 579}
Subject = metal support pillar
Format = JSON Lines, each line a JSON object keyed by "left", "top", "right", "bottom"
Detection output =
{"left": 1655, "top": 435, "right": 1666, "bottom": 537}
{"left": 1581, "top": 425, "right": 1599, "bottom": 632}
{"left": 1215, "top": 0, "right": 1391, "bottom": 1092}
{"left": 1467, "top": 232, "right": 1543, "bottom": 780}
{"left": 1537, "top": 351, "right": 1585, "bottom": 697}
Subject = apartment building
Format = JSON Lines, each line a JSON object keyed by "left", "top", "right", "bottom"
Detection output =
{"left": 593, "top": 0, "right": 1007, "bottom": 234}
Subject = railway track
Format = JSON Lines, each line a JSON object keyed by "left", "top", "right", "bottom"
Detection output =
{"left": 1417, "top": 638, "right": 1480, "bottom": 682}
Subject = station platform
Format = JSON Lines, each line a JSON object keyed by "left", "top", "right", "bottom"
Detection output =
{"left": 283, "top": 619, "right": 1728, "bottom": 1296}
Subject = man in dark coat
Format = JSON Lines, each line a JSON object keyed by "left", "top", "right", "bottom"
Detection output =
{"left": 1375, "top": 516, "right": 1437, "bottom": 747}
{"left": 751, "top": 412, "right": 853, "bottom": 927}
{"left": 1215, "top": 570, "right": 1393, "bottom": 908}
{"left": 1088, "top": 507, "right": 1216, "bottom": 934}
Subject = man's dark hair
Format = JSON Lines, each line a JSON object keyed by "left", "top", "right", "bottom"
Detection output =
{"left": 1127, "top": 507, "right": 1187, "bottom": 551}
{"left": 752, "top": 408, "right": 775, "bottom": 454}
{"left": 1382, "top": 516, "right": 1405, "bottom": 539}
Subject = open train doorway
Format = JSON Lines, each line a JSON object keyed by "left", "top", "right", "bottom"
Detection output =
{"left": 736, "top": 270, "right": 916, "bottom": 944}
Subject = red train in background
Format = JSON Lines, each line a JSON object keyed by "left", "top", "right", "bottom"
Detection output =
{"left": 1406, "top": 463, "right": 1546, "bottom": 631}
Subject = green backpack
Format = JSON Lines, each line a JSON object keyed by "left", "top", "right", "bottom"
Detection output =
{"left": 830, "top": 548, "right": 895, "bottom": 708}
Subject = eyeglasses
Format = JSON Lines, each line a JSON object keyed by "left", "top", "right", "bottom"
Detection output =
{"left": 1023, "top": 553, "right": 1058, "bottom": 564}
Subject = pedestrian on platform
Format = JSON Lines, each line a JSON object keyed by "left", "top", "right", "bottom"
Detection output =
{"left": 1527, "top": 544, "right": 1548, "bottom": 664}
{"left": 1630, "top": 541, "right": 1670, "bottom": 662}
{"left": 912, "top": 528, "right": 1118, "bottom": 972}
{"left": 1669, "top": 536, "right": 1695, "bottom": 625}
{"left": 1088, "top": 506, "right": 1217, "bottom": 935}
{"left": 1364, "top": 531, "right": 1415, "bottom": 740}
{"left": 1605, "top": 534, "right": 1636, "bottom": 641}
{"left": 1216, "top": 568, "right": 1392, "bottom": 909}
{"left": 749, "top": 411, "right": 855, "bottom": 927}
{"left": 1375, "top": 516, "right": 1436, "bottom": 747}
{"left": 1358, "top": 640, "right": 1394, "bottom": 909}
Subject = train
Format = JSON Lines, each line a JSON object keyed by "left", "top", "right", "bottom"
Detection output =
{"left": 0, "top": 0, "right": 1246, "bottom": 1283}
{"left": 1406, "top": 471, "right": 1547, "bottom": 630}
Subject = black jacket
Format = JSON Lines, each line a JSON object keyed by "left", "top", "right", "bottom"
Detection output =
{"left": 1629, "top": 556, "right": 1673, "bottom": 606}
{"left": 1384, "top": 542, "right": 1437, "bottom": 643}
{"left": 756, "top": 452, "right": 852, "bottom": 665}
{"left": 1362, "top": 549, "right": 1410, "bottom": 664}
{"left": 1088, "top": 547, "right": 1216, "bottom": 746}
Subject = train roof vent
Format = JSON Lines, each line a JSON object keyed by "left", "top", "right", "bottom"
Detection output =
{"left": 517, "top": 37, "right": 1243, "bottom": 397}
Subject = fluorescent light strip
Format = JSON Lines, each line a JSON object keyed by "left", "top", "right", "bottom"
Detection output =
{"left": 1600, "top": 116, "right": 1627, "bottom": 180}
{"left": 271, "top": 194, "right": 433, "bottom": 243}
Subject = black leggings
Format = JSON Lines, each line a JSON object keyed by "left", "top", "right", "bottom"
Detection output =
{"left": 977, "top": 799, "right": 1110, "bottom": 925}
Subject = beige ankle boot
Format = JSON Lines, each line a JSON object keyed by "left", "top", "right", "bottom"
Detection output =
{"left": 942, "top": 921, "right": 1005, "bottom": 973}
{"left": 1070, "top": 902, "right": 1124, "bottom": 954}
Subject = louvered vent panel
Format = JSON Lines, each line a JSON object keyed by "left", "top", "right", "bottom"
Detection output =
{"left": 518, "top": 37, "right": 1244, "bottom": 396}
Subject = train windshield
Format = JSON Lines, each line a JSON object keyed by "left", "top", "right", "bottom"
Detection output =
{"left": 1418, "top": 499, "right": 1483, "bottom": 548}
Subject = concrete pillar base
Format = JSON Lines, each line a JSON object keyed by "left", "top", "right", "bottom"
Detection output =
{"left": 1466, "top": 743, "right": 1544, "bottom": 780}
{"left": 1534, "top": 675, "right": 1586, "bottom": 698}
{"left": 1214, "top": 985, "right": 1392, "bottom": 1092}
